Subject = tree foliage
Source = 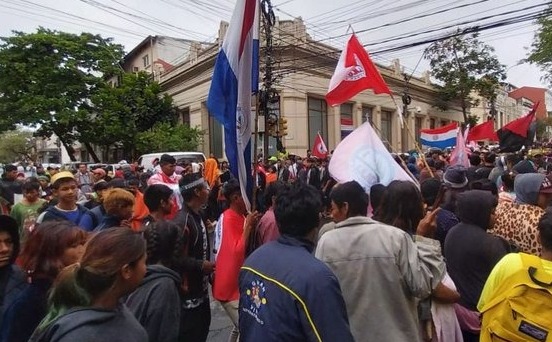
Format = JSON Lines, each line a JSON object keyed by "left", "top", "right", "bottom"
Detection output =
{"left": 527, "top": 6, "right": 552, "bottom": 86}
{"left": 135, "top": 123, "right": 203, "bottom": 156}
{"left": 424, "top": 31, "right": 506, "bottom": 122}
{"left": 0, "top": 130, "right": 35, "bottom": 164}
{"left": 0, "top": 28, "right": 124, "bottom": 160}
{"left": 85, "top": 72, "right": 178, "bottom": 161}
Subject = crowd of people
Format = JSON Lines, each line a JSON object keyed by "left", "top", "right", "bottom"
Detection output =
{"left": 0, "top": 146, "right": 550, "bottom": 341}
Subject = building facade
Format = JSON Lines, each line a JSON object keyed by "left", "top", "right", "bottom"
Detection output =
{"left": 470, "top": 83, "right": 534, "bottom": 130}
{"left": 160, "top": 18, "right": 463, "bottom": 158}
{"left": 122, "top": 35, "right": 210, "bottom": 81}
{"left": 508, "top": 86, "right": 552, "bottom": 119}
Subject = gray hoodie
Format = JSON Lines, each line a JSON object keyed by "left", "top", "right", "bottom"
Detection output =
{"left": 514, "top": 173, "right": 544, "bottom": 205}
{"left": 126, "top": 264, "right": 182, "bottom": 342}
{"left": 29, "top": 304, "right": 147, "bottom": 342}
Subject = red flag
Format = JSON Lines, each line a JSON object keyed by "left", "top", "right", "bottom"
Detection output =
{"left": 467, "top": 120, "right": 498, "bottom": 142}
{"left": 326, "top": 34, "right": 391, "bottom": 107}
{"left": 500, "top": 102, "right": 539, "bottom": 137}
{"left": 312, "top": 133, "right": 328, "bottom": 159}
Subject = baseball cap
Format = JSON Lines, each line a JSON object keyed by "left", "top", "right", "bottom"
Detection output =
{"left": 50, "top": 171, "right": 75, "bottom": 185}
{"left": 92, "top": 168, "right": 106, "bottom": 177}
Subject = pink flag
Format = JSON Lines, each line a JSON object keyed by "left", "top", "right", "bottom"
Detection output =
{"left": 329, "top": 121, "right": 414, "bottom": 191}
{"left": 449, "top": 127, "right": 470, "bottom": 168}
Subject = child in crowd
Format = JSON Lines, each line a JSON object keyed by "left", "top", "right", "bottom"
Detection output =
{"left": 94, "top": 188, "right": 135, "bottom": 231}
{"left": 10, "top": 181, "right": 47, "bottom": 242}
{"left": 37, "top": 172, "right": 94, "bottom": 231}
{"left": 0, "top": 222, "right": 87, "bottom": 342}
{"left": 126, "top": 220, "right": 184, "bottom": 342}
{"left": 30, "top": 228, "right": 147, "bottom": 342}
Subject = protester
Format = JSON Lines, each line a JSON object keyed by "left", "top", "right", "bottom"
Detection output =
{"left": 305, "top": 158, "right": 321, "bottom": 189}
{"left": 172, "top": 173, "right": 214, "bottom": 342}
{"left": 126, "top": 221, "right": 184, "bottom": 342}
{"left": 1, "top": 222, "right": 87, "bottom": 342}
{"left": 29, "top": 228, "right": 147, "bottom": 342}
{"left": 0, "top": 165, "right": 22, "bottom": 208}
{"left": 240, "top": 182, "right": 354, "bottom": 341}
{"left": 91, "top": 168, "right": 107, "bottom": 184}
{"left": 87, "top": 181, "right": 110, "bottom": 227}
{"left": 142, "top": 184, "right": 174, "bottom": 225}
{"left": 252, "top": 181, "right": 285, "bottom": 248}
{"left": 37, "top": 171, "right": 94, "bottom": 231}
{"left": 126, "top": 177, "right": 149, "bottom": 231}
{"left": 37, "top": 176, "right": 52, "bottom": 201}
{"left": 316, "top": 180, "right": 446, "bottom": 341}
{"left": 436, "top": 166, "right": 468, "bottom": 250}
{"left": 83, "top": 181, "right": 108, "bottom": 211}
{"left": 478, "top": 209, "right": 552, "bottom": 341}
{"left": 147, "top": 154, "right": 182, "bottom": 219}
{"left": 377, "top": 180, "right": 462, "bottom": 341}
{"left": 420, "top": 178, "right": 442, "bottom": 211}
{"left": 497, "top": 171, "right": 516, "bottom": 203}
{"left": 369, "top": 183, "right": 387, "bottom": 219}
{"left": 10, "top": 180, "right": 47, "bottom": 242}
{"left": 491, "top": 173, "right": 552, "bottom": 255}
{"left": 75, "top": 163, "right": 93, "bottom": 195}
{"left": 264, "top": 165, "right": 277, "bottom": 185}
{"left": 212, "top": 180, "right": 259, "bottom": 342}
{"left": 444, "top": 190, "right": 511, "bottom": 342}
{"left": 474, "top": 152, "right": 495, "bottom": 180}
{"left": 94, "top": 188, "right": 135, "bottom": 231}
{"left": 0, "top": 216, "right": 25, "bottom": 329}
{"left": 466, "top": 154, "right": 482, "bottom": 182}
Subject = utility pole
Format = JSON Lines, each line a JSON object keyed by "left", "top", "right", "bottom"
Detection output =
{"left": 260, "top": 0, "right": 277, "bottom": 159}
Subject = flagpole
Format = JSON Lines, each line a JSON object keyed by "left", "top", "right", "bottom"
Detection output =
{"left": 389, "top": 95, "right": 434, "bottom": 178}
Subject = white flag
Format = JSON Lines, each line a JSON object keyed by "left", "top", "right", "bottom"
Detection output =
{"left": 329, "top": 121, "right": 414, "bottom": 192}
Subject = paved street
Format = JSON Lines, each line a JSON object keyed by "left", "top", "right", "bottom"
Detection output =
{"left": 207, "top": 291, "right": 233, "bottom": 342}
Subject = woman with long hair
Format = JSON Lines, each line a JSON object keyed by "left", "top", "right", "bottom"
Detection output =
{"left": 0, "top": 222, "right": 88, "bottom": 342}
{"left": 378, "top": 180, "right": 463, "bottom": 342}
{"left": 126, "top": 220, "right": 184, "bottom": 342}
{"left": 30, "top": 227, "right": 147, "bottom": 342}
{"left": 378, "top": 180, "right": 425, "bottom": 235}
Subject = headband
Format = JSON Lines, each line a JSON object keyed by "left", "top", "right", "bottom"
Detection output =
{"left": 180, "top": 177, "right": 205, "bottom": 191}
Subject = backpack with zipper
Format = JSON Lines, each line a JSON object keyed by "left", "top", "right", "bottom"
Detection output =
{"left": 480, "top": 253, "right": 552, "bottom": 342}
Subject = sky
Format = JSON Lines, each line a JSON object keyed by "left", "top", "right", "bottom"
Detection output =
{"left": 0, "top": 0, "right": 549, "bottom": 89}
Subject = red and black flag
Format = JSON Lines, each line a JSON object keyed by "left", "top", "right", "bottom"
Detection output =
{"left": 497, "top": 102, "right": 539, "bottom": 153}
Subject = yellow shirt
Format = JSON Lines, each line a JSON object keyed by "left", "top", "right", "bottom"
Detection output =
{"left": 477, "top": 253, "right": 552, "bottom": 311}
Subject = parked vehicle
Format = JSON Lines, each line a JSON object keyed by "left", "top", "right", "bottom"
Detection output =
{"left": 138, "top": 152, "right": 206, "bottom": 171}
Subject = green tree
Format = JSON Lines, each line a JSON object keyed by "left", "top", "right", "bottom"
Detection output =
{"left": 135, "top": 123, "right": 203, "bottom": 156}
{"left": 86, "top": 72, "right": 178, "bottom": 161}
{"left": 527, "top": 5, "right": 552, "bottom": 86}
{"left": 0, "top": 28, "right": 124, "bottom": 160}
{"left": 0, "top": 130, "right": 35, "bottom": 164}
{"left": 424, "top": 31, "right": 506, "bottom": 123}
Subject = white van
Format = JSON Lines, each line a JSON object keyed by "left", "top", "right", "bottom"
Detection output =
{"left": 138, "top": 152, "right": 206, "bottom": 171}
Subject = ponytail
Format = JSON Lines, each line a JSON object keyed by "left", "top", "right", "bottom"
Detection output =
{"left": 37, "top": 263, "right": 91, "bottom": 331}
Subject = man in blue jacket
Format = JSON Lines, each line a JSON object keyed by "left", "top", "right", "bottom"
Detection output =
{"left": 239, "top": 182, "right": 354, "bottom": 342}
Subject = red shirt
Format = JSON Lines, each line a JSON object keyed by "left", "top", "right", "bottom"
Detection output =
{"left": 212, "top": 208, "right": 246, "bottom": 301}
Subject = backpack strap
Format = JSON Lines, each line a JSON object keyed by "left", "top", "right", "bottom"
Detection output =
{"left": 520, "top": 253, "right": 552, "bottom": 287}
{"left": 481, "top": 254, "right": 552, "bottom": 313}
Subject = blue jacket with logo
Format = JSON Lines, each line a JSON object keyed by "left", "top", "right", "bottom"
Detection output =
{"left": 238, "top": 235, "right": 354, "bottom": 342}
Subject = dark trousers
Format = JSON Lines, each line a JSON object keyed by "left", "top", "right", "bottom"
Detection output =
{"left": 181, "top": 300, "right": 211, "bottom": 342}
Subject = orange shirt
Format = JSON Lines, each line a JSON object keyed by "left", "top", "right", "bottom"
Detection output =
{"left": 130, "top": 191, "right": 150, "bottom": 231}
{"left": 266, "top": 172, "right": 277, "bottom": 184}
